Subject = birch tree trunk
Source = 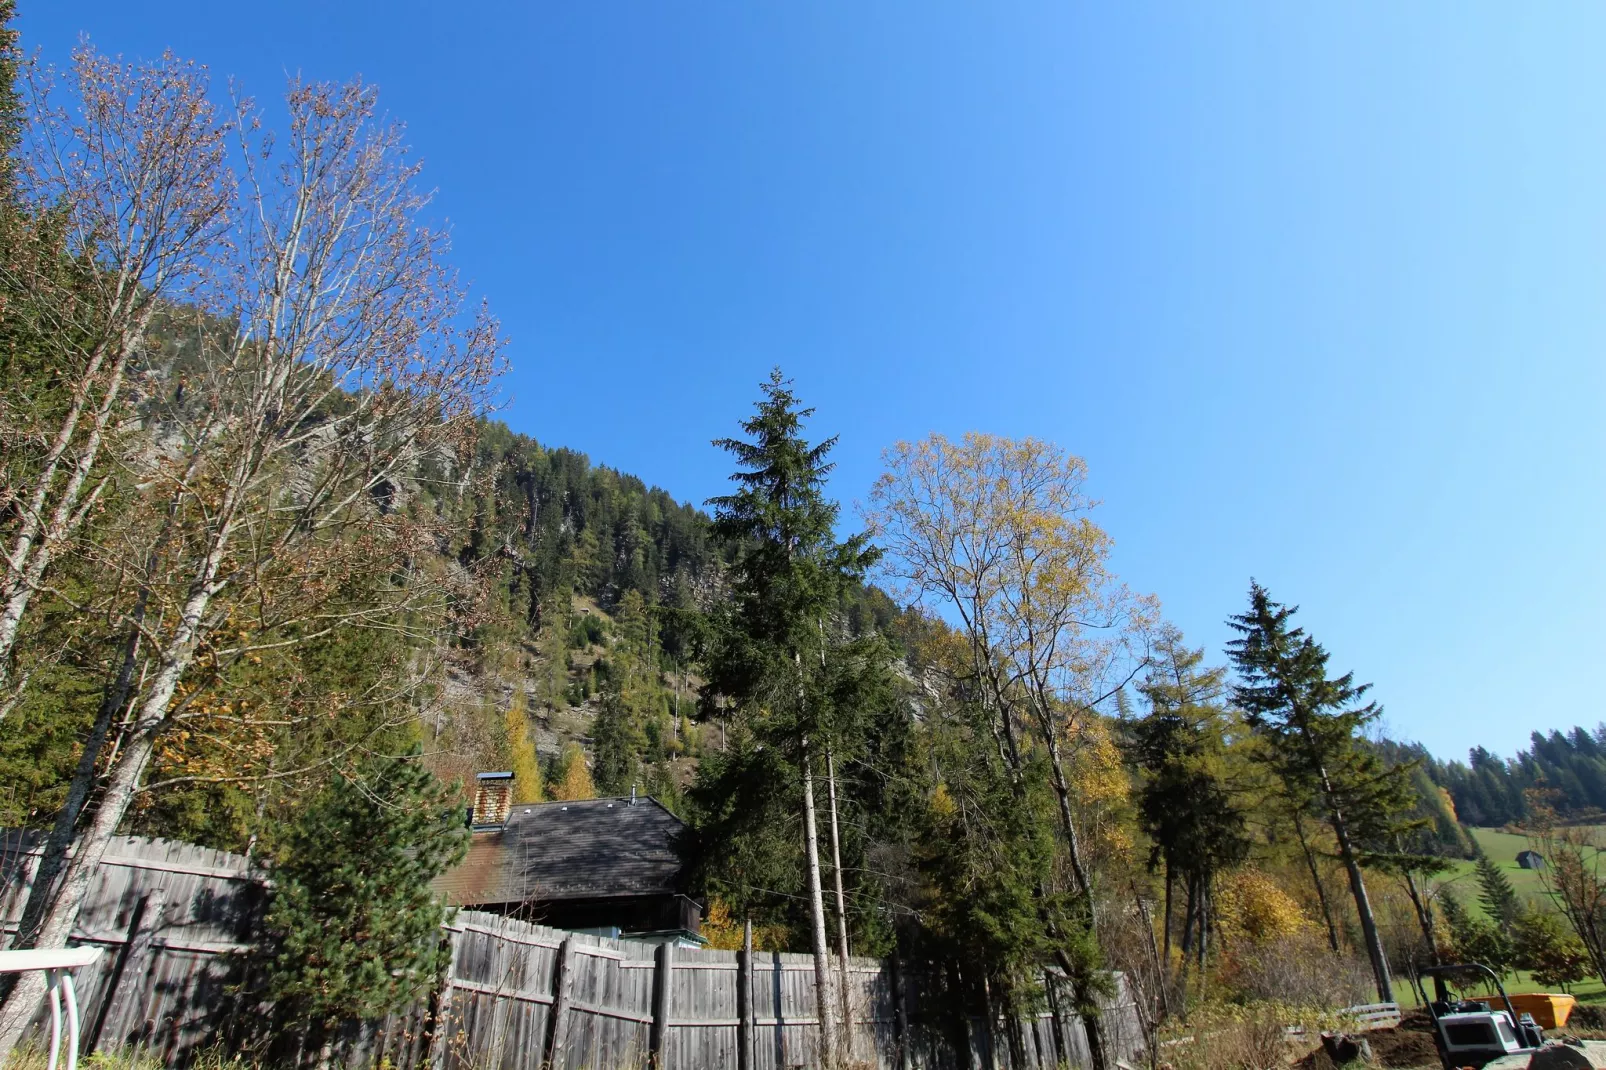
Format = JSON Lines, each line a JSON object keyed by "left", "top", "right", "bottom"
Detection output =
{"left": 802, "top": 738, "right": 839, "bottom": 1068}
{"left": 826, "top": 748, "right": 853, "bottom": 1054}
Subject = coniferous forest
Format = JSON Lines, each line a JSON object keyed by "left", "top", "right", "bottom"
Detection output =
{"left": 1, "top": 12, "right": 1603, "bottom": 1070}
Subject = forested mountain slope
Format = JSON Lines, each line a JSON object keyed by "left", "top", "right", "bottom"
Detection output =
{"left": 1422, "top": 727, "right": 1606, "bottom": 827}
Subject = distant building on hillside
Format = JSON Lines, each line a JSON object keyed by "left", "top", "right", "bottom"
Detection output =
{"left": 1516, "top": 849, "right": 1545, "bottom": 870}
{"left": 433, "top": 772, "right": 703, "bottom": 946}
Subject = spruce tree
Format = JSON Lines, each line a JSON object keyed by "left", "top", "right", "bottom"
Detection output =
{"left": 261, "top": 749, "right": 468, "bottom": 1049}
{"left": 1475, "top": 850, "right": 1522, "bottom": 929}
{"left": 593, "top": 682, "right": 647, "bottom": 795}
{"left": 1227, "top": 581, "right": 1416, "bottom": 1002}
{"left": 692, "top": 370, "right": 880, "bottom": 1067}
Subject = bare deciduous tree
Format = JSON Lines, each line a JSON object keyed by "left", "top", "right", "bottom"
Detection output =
{"left": 0, "top": 70, "right": 502, "bottom": 1056}
{"left": 0, "top": 46, "right": 233, "bottom": 705}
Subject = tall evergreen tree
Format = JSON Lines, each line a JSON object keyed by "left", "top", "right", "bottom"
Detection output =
{"left": 1127, "top": 630, "right": 1251, "bottom": 970}
{"left": 593, "top": 682, "right": 647, "bottom": 795}
{"left": 1226, "top": 581, "right": 1416, "bottom": 1002}
{"left": 1475, "top": 850, "right": 1523, "bottom": 929}
{"left": 691, "top": 370, "right": 879, "bottom": 1067}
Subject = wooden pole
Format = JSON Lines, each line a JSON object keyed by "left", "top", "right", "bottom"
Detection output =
{"left": 737, "top": 921, "right": 753, "bottom": 1070}
{"left": 1133, "top": 882, "right": 1169, "bottom": 1021}
{"left": 1043, "top": 969, "right": 1067, "bottom": 1070}
{"left": 120, "top": 886, "right": 168, "bottom": 1059}
{"left": 85, "top": 888, "right": 163, "bottom": 1053}
{"left": 543, "top": 936, "right": 575, "bottom": 1069}
{"left": 825, "top": 749, "right": 853, "bottom": 1051}
{"left": 650, "top": 941, "right": 674, "bottom": 1070}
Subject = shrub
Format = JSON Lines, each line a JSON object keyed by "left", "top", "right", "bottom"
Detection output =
{"left": 260, "top": 749, "right": 468, "bottom": 1034}
{"left": 1163, "top": 1002, "right": 1356, "bottom": 1070}
{"left": 1227, "top": 931, "right": 1375, "bottom": 1008}
{"left": 1215, "top": 869, "right": 1315, "bottom": 945}
{"left": 1514, "top": 909, "right": 1591, "bottom": 991}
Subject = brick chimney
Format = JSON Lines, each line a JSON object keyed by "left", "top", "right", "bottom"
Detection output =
{"left": 472, "top": 771, "right": 514, "bottom": 829}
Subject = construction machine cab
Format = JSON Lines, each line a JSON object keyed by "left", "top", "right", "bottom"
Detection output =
{"left": 1420, "top": 964, "right": 1544, "bottom": 1070}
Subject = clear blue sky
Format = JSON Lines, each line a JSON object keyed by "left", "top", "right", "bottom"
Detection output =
{"left": 23, "top": 3, "right": 1604, "bottom": 764}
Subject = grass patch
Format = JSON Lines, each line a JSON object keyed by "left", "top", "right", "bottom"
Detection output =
{"left": 1438, "top": 828, "right": 1605, "bottom": 922}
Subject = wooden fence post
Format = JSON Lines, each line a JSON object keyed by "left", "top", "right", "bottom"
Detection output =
{"left": 543, "top": 936, "right": 575, "bottom": 1069}
{"left": 737, "top": 921, "right": 752, "bottom": 1070}
{"left": 771, "top": 950, "right": 787, "bottom": 1070}
{"left": 85, "top": 887, "right": 164, "bottom": 1053}
{"left": 650, "top": 941, "right": 674, "bottom": 1070}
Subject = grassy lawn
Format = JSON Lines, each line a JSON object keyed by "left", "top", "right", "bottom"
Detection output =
{"left": 1442, "top": 829, "right": 1549, "bottom": 909}
{"left": 1420, "top": 828, "right": 1606, "bottom": 1002}
{"left": 1394, "top": 970, "right": 1605, "bottom": 1009}
{"left": 1438, "top": 827, "right": 1606, "bottom": 920}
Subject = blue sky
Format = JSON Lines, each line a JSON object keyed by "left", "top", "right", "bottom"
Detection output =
{"left": 23, "top": 3, "right": 1604, "bottom": 763}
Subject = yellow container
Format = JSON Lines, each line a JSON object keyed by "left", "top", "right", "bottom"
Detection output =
{"left": 1505, "top": 993, "right": 1576, "bottom": 1030}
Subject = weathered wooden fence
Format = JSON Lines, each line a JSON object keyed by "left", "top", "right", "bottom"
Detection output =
{"left": 1, "top": 834, "right": 1143, "bottom": 1069}
{"left": 432, "top": 913, "right": 1143, "bottom": 1070}
{"left": 0, "top": 831, "right": 265, "bottom": 1061}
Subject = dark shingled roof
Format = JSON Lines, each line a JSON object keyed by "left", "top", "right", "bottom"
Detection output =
{"left": 434, "top": 796, "right": 688, "bottom": 908}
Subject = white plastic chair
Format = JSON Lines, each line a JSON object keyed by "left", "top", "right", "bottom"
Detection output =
{"left": 0, "top": 947, "right": 105, "bottom": 1070}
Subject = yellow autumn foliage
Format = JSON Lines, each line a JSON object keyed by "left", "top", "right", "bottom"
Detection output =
{"left": 1065, "top": 715, "right": 1132, "bottom": 854}
{"left": 550, "top": 739, "right": 596, "bottom": 801}
{"left": 699, "top": 898, "right": 793, "bottom": 952}
{"left": 1438, "top": 786, "right": 1459, "bottom": 824}
{"left": 1213, "top": 869, "right": 1313, "bottom": 945}
{"left": 505, "top": 692, "right": 544, "bottom": 803}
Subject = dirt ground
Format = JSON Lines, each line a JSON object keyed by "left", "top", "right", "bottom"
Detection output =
{"left": 1293, "top": 1011, "right": 1443, "bottom": 1070}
